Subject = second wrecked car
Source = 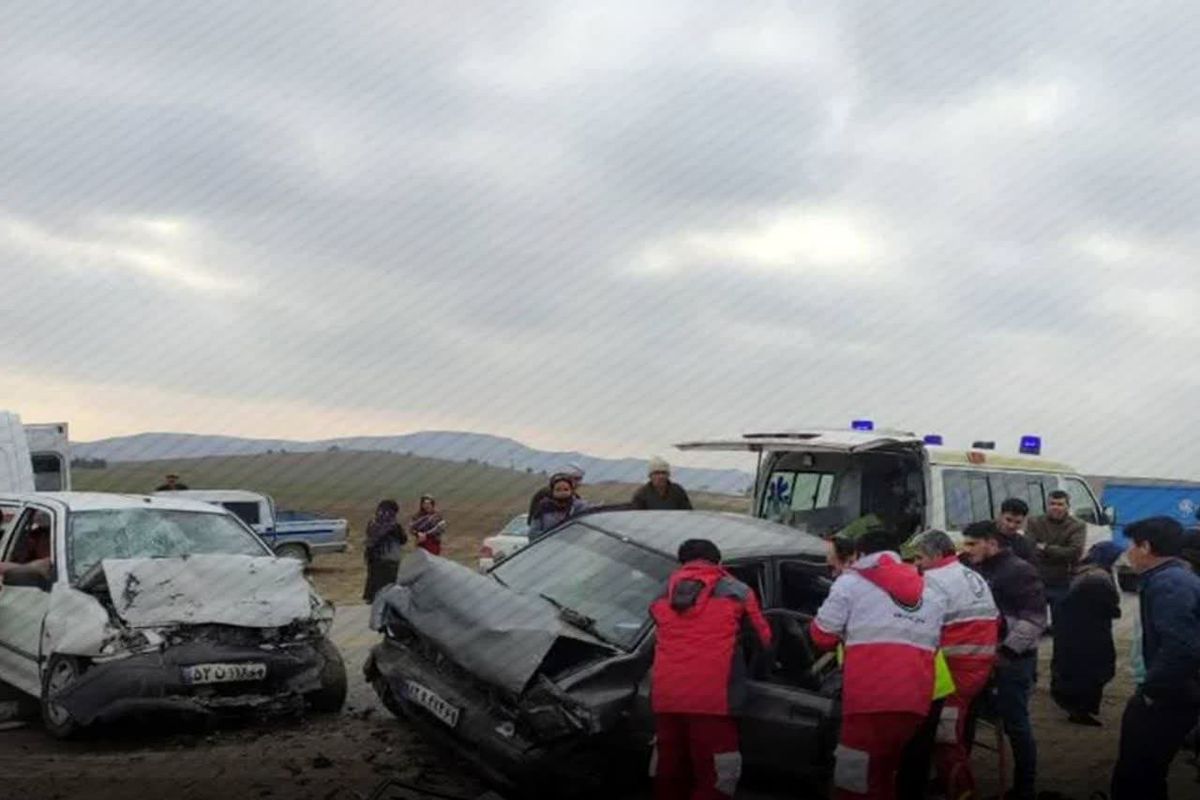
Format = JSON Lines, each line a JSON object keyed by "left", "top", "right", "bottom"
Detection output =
{"left": 365, "top": 510, "right": 844, "bottom": 797}
{"left": 0, "top": 492, "right": 347, "bottom": 737}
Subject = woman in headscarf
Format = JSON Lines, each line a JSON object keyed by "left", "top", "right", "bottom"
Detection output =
{"left": 529, "top": 473, "right": 588, "bottom": 539}
{"left": 411, "top": 494, "right": 447, "bottom": 556}
{"left": 362, "top": 499, "right": 407, "bottom": 603}
{"left": 1051, "top": 540, "right": 1123, "bottom": 726}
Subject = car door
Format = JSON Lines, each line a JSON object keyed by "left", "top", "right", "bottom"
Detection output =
{"left": 0, "top": 503, "right": 57, "bottom": 695}
{"left": 739, "top": 608, "right": 837, "bottom": 778}
{"left": 727, "top": 559, "right": 835, "bottom": 777}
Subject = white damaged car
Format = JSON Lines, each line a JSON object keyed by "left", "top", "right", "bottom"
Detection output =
{"left": 0, "top": 493, "right": 347, "bottom": 737}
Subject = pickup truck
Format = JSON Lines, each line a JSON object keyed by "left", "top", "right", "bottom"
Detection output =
{"left": 153, "top": 489, "right": 348, "bottom": 563}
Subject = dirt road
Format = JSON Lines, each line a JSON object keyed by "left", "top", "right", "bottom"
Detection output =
{"left": 2, "top": 596, "right": 1196, "bottom": 800}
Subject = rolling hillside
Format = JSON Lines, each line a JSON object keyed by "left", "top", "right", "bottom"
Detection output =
{"left": 72, "top": 430, "right": 755, "bottom": 495}
{"left": 72, "top": 450, "right": 749, "bottom": 603}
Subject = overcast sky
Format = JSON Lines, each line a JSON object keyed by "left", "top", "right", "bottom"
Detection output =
{"left": 3, "top": 1, "right": 1199, "bottom": 478}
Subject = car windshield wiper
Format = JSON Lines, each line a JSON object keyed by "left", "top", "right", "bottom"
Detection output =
{"left": 538, "top": 593, "right": 614, "bottom": 646}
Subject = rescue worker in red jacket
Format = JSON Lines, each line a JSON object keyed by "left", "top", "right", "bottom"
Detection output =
{"left": 811, "top": 529, "right": 946, "bottom": 800}
{"left": 908, "top": 529, "right": 1000, "bottom": 800}
{"left": 649, "top": 538, "right": 772, "bottom": 800}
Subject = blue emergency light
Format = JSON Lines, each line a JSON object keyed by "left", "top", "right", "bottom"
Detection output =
{"left": 851, "top": 419, "right": 874, "bottom": 431}
{"left": 923, "top": 434, "right": 944, "bottom": 446}
{"left": 1019, "top": 435, "right": 1042, "bottom": 455}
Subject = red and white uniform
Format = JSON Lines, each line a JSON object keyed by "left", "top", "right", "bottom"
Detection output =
{"left": 650, "top": 561, "right": 771, "bottom": 800}
{"left": 922, "top": 556, "right": 999, "bottom": 800}
{"left": 811, "top": 551, "right": 946, "bottom": 800}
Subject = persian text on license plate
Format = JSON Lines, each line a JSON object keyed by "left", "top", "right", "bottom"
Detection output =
{"left": 181, "top": 662, "right": 268, "bottom": 685}
{"left": 404, "top": 680, "right": 461, "bottom": 728}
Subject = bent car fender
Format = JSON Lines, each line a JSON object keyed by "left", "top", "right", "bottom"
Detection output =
{"left": 43, "top": 585, "right": 119, "bottom": 657}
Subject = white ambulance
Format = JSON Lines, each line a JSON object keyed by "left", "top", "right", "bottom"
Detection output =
{"left": 676, "top": 424, "right": 1114, "bottom": 551}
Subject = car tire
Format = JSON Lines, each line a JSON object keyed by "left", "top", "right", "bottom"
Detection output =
{"left": 373, "top": 678, "right": 405, "bottom": 719}
{"left": 305, "top": 638, "right": 347, "bottom": 714}
{"left": 41, "top": 655, "right": 84, "bottom": 739}
{"left": 275, "top": 543, "right": 310, "bottom": 564}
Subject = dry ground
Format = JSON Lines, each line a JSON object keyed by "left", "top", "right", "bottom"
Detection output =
{"left": 48, "top": 456, "right": 1199, "bottom": 797}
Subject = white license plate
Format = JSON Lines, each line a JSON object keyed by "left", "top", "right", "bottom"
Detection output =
{"left": 404, "top": 680, "right": 461, "bottom": 728}
{"left": 181, "top": 662, "right": 268, "bottom": 685}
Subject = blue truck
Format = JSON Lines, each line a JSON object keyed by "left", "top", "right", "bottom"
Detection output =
{"left": 1093, "top": 476, "right": 1200, "bottom": 590}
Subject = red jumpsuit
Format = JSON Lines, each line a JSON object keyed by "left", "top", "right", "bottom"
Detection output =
{"left": 811, "top": 552, "right": 946, "bottom": 800}
{"left": 922, "top": 556, "right": 999, "bottom": 800}
{"left": 649, "top": 560, "right": 771, "bottom": 800}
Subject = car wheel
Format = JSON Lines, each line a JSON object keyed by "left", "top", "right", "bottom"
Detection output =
{"left": 41, "top": 655, "right": 84, "bottom": 739}
{"left": 275, "top": 543, "right": 310, "bottom": 564}
{"left": 373, "top": 677, "right": 405, "bottom": 719}
{"left": 305, "top": 638, "right": 347, "bottom": 714}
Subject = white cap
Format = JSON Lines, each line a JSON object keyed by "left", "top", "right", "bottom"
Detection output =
{"left": 648, "top": 456, "right": 670, "bottom": 476}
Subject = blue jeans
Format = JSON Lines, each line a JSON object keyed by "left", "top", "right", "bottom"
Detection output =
{"left": 994, "top": 656, "right": 1038, "bottom": 799}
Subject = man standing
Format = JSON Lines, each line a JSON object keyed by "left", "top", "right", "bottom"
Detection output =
{"left": 810, "top": 529, "right": 946, "bottom": 800}
{"left": 997, "top": 498, "right": 1036, "bottom": 563}
{"left": 1025, "top": 490, "right": 1086, "bottom": 624}
{"left": 632, "top": 457, "right": 693, "bottom": 511}
{"left": 649, "top": 539, "right": 771, "bottom": 800}
{"left": 155, "top": 472, "right": 189, "bottom": 491}
{"left": 961, "top": 521, "right": 1046, "bottom": 800}
{"left": 1111, "top": 517, "right": 1200, "bottom": 800}
{"left": 908, "top": 529, "right": 999, "bottom": 800}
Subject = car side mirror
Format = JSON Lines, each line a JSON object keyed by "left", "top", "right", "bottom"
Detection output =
{"left": 1103, "top": 506, "right": 1118, "bottom": 526}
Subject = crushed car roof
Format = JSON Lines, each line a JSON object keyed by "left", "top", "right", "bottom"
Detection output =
{"left": 574, "top": 510, "right": 828, "bottom": 561}
{"left": 0, "top": 492, "right": 230, "bottom": 513}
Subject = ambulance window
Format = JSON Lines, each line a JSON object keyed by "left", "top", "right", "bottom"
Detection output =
{"left": 988, "top": 473, "right": 1049, "bottom": 516}
{"left": 759, "top": 471, "right": 836, "bottom": 520}
{"left": 1060, "top": 477, "right": 1100, "bottom": 524}
{"left": 944, "top": 470, "right": 994, "bottom": 530}
{"left": 792, "top": 472, "right": 835, "bottom": 511}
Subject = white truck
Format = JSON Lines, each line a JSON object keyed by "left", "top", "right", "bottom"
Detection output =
{"left": 0, "top": 412, "right": 71, "bottom": 494}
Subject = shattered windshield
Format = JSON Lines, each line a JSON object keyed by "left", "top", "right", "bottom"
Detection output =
{"left": 68, "top": 509, "right": 269, "bottom": 582}
{"left": 490, "top": 522, "right": 674, "bottom": 649}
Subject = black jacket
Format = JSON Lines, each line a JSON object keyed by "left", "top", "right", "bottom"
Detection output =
{"left": 631, "top": 481, "right": 693, "bottom": 511}
{"left": 974, "top": 549, "right": 1047, "bottom": 657}
{"left": 1052, "top": 568, "right": 1121, "bottom": 691}
{"left": 999, "top": 530, "right": 1036, "bottom": 563}
{"left": 1139, "top": 559, "right": 1200, "bottom": 703}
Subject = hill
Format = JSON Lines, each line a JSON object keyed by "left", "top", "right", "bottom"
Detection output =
{"left": 72, "top": 430, "right": 754, "bottom": 495}
{"left": 72, "top": 450, "right": 749, "bottom": 604}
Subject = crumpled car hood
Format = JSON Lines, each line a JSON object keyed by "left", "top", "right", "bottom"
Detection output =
{"left": 372, "top": 549, "right": 600, "bottom": 696}
{"left": 102, "top": 555, "right": 313, "bottom": 628}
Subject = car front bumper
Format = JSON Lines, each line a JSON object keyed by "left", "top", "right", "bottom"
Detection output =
{"left": 55, "top": 639, "right": 326, "bottom": 726}
{"left": 364, "top": 637, "right": 618, "bottom": 789}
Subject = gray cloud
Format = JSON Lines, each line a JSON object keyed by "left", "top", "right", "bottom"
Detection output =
{"left": 3, "top": 1, "right": 1199, "bottom": 478}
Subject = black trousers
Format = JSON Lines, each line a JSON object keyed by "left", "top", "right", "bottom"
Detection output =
{"left": 897, "top": 698, "right": 944, "bottom": 800}
{"left": 362, "top": 559, "right": 400, "bottom": 603}
{"left": 1111, "top": 691, "right": 1200, "bottom": 800}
